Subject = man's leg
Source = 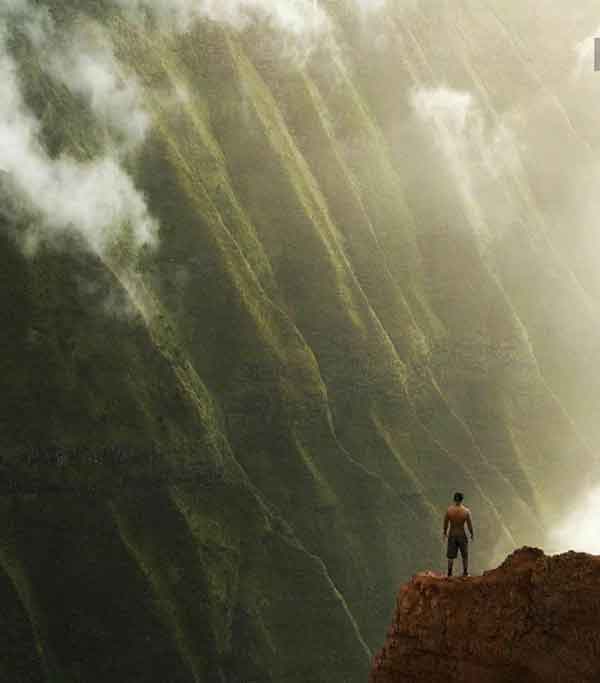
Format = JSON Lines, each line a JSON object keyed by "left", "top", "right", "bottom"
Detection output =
{"left": 460, "top": 539, "right": 469, "bottom": 576}
{"left": 447, "top": 536, "right": 457, "bottom": 576}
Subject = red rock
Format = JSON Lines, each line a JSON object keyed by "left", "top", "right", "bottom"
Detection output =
{"left": 369, "top": 547, "right": 600, "bottom": 683}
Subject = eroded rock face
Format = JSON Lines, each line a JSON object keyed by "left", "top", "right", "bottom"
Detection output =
{"left": 369, "top": 547, "right": 600, "bottom": 683}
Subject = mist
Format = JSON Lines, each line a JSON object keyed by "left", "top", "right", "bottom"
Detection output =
{"left": 115, "top": 0, "right": 388, "bottom": 34}
{"left": 0, "top": 2, "right": 158, "bottom": 258}
{"left": 113, "top": 0, "right": 330, "bottom": 37}
{"left": 45, "top": 27, "right": 151, "bottom": 149}
{"left": 0, "top": 51, "right": 158, "bottom": 257}
{"left": 550, "top": 486, "right": 600, "bottom": 554}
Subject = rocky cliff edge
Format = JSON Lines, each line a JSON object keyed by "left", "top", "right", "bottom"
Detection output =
{"left": 369, "top": 547, "right": 600, "bottom": 683}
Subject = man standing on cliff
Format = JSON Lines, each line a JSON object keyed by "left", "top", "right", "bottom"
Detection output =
{"left": 443, "top": 492, "right": 474, "bottom": 577}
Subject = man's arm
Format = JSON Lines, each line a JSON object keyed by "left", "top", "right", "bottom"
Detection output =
{"left": 466, "top": 510, "right": 474, "bottom": 538}
{"left": 443, "top": 510, "right": 449, "bottom": 537}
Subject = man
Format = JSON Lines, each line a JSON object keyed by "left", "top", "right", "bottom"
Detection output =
{"left": 443, "top": 492, "right": 474, "bottom": 577}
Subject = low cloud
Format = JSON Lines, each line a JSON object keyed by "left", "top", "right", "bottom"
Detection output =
{"left": 0, "top": 52, "right": 157, "bottom": 257}
{"left": 46, "top": 26, "right": 151, "bottom": 149}
{"left": 0, "top": 2, "right": 158, "bottom": 258}
{"left": 114, "top": 0, "right": 331, "bottom": 37}
{"left": 353, "top": 0, "right": 387, "bottom": 13}
{"left": 411, "top": 86, "right": 520, "bottom": 243}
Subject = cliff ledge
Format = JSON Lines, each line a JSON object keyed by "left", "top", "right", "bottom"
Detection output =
{"left": 369, "top": 547, "right": 600, "bottom": 683}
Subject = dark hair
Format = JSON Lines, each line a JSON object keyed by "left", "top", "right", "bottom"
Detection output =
{"left": 453, "top": 492, "right": 464, "bottom": 503}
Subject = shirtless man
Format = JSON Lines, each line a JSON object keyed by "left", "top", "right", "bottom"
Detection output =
{"left": 443, "top": 492, "right": 474, "bottom": 577}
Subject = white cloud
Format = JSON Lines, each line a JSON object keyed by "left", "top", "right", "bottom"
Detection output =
{"left": 411, "top": 86, "right": 487, "bottom": 239}
{"left": 353, "top": 0, "right": 387, "bottom": 14}
{"left": 0, "top": 41, "right": 158, "bottom": 258}
{"left": 412, "top": 86, "right": 472, "bottom": 129}
{"left": 46, "top": 28, "right": 151, "bottom": 149}
{"left": 114, "top": 0, "right": 330, "bottom": 37}
{"left": 4, "top": 3, "right": 151, "bottom": 150}
{"left": 410, "top": 86, "right": 520, "bottom": 244}
{"left": 0, "top": 0, "right": 157, "bottom": 258}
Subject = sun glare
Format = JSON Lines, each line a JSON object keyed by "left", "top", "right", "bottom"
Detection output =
{"left": 550, "top": 487, "right": 600, "bottom": 555}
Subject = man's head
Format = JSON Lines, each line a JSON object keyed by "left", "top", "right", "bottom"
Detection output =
{"left": 453, "top": 491, "right": 464, "bottom": 504}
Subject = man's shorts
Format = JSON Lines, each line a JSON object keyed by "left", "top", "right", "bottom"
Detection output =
{"left": 447, "top": 533, "right": 469, "bottom": 560}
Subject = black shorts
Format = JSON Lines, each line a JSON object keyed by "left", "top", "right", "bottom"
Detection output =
{"left": 447, "top": 534, "right": 468, "bottom": 560}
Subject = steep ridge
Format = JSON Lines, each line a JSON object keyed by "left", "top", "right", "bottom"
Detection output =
{"left": 369, "top": 547, "right": 600, "bottom": 683}
{"left": 1, "top": 1, "right": 600, "bottom": 681}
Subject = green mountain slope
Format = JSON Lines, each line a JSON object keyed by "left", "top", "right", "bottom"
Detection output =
{"left": 1, "top": 1, "right": 599, "bottom": 681}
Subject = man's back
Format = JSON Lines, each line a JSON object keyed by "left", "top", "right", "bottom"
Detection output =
{"left": 445, "top": 504, "right": 473, "bottom": 536}
{"left": 444, "top": 494, "right": 474, "bottom": 577}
